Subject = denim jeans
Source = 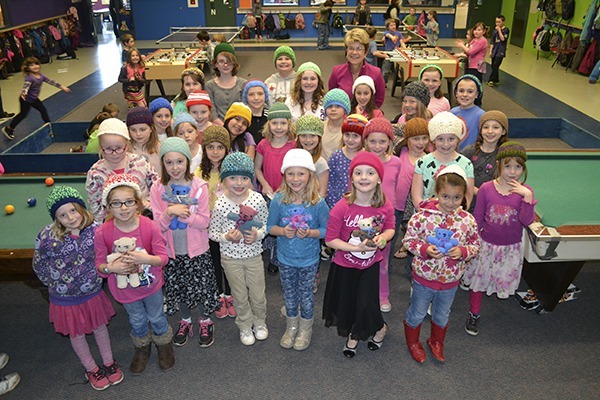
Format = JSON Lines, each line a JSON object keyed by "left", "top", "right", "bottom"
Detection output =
{"left": 317, "top": 23, "right": 330, "bottom": 49}
{"left": 279, "top": 262, "right": 319, "bottom": 319}
{"left": 122, "top": 289, "right": 169, "bottom": 338}
{"left": 405, "top": 280, "right": 458, "bottom": 328}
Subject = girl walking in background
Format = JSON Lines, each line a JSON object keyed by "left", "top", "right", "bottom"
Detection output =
{"left": 118, "top": 49, "right": 147, "bottom": 108}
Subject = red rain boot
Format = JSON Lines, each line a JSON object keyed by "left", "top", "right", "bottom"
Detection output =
{"left": 403, "top": 320, "right": 426, "bottom": 363}
{"left": 427, "top": 321, "right": 448, "bottom": 362}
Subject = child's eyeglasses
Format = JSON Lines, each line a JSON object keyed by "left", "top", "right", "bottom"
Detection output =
{"left": 101, "top": 147, "right": 126, "bottom": 155}
{"left": 216, "top": 59, "right": 231, "bottom": 65}
{"left": 108, "top": 200, "right": 137, "bottom": 209}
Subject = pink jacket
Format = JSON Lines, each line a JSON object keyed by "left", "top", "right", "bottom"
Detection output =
{"left": 150, "top": 177, "right": 211, "bottom": 258}
{"left": 465, "top": 37, "right": 488, "bottom": 70}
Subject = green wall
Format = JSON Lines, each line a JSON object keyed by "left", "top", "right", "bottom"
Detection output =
{"left": 501, "top": 0, "right": 594, "bottom": 54}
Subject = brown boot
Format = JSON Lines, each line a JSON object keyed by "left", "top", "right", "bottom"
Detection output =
{"left": 153, "top": 326, "right": 175, "bottom": 371}
{"left": 130, "top": 333, "right": 152, "bottom": 374}
{"left": 427, "top": 321, "right": 448, "bottom": 362}
{"left": 403, "top": 320, "right": 426, "bottom": 363}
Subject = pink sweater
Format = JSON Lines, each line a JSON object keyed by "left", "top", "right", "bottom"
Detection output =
{"left": 395, "top": 147, "right": 415, "bottom": 211}
{"left": 150, "top": 177, "right": 211, "bottom": 258}
{"left": 465, "top": 37, "right": 488, "bottom": 69}
{"left": 382, "top": 155, "right": 401, "bottom": 211}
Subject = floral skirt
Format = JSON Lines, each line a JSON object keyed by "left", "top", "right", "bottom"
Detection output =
{"left": 49, "top": 290, "right": 116, "bottom": 337}
{"left": 163, "top": 251, "right": 220, "bottom": 316}
{"left": 463, "top": 240, "right": 524, "bottom": 299}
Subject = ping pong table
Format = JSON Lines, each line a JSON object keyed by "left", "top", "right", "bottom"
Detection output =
{"left": 342, "top": 25, "right": 427, "bottom": 46}
{"left": 155, "top": 26, "right": 244, "bottom": 48}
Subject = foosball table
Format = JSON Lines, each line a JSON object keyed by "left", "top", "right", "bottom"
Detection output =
{"left": 144, "top": 48, "right": 206, "bottom": 99}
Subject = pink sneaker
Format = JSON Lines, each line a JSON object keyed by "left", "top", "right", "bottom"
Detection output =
{"left": 225, "top": 295, "right": 236, "bottom": 318}
{"left": 86, "top": 367, "right": 110, "bottom": 391}
{"left": 215, "top": 296, "right": 228, "bottom": 319}
{"left": 104, "top": 361, "right": 124, "bottom": 385}
{"left": 198, "top": 318, "right": 215, "bottom": 347}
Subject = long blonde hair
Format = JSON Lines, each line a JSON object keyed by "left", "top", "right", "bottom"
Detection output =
{"left": 51, "top": 203, "right": 95, "bottom": 241}
{"left": 262, "top": 117, "right": 296, "bottom": 142}
{"left": 278, "top": 169, "right": 322, "bottom": 206}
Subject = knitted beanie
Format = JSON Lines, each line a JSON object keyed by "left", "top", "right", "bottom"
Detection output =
{"left": 297, "top": 61, "right": 321, "bottom": 77}
{"left": 46, "top": 186, "right": 86, "bottom": 220}
{"left": 280, "top": 148, "right": 316, "bottom": 173}
{"left": 428, "top": 111, "right": 466, "bottom": 141}
{"left": 126, "top": 107, "right": 153, "bottom": 127}
{"left": 295, "top": 114, "right": 324, "bottom": 137}
{"left": 213, "top": 42, "right": 235, "bottom": 60}
{"left": 453, "top": 74, "right": 483, "bottom": 100}
{"left": 173, "top": 112, "right": 199, "bottom": 130}
{"left": 418, "top": 64, "right": 444, "bottom": 81}
{"left": 479, "top": 110, "right": 509, "bottom": 133}
{"left": 101, "top": 173, "right": 142, "bottom": 207}
{"left": 220, "top": 152, "right": 255, "bottom": 180}
{"left": 402, "top": 81, "right": 430, "bottom": 106}
{"left": 181, "top": 67, "right": 205, "bottom": 80}
{"left": 98, "top": 118, "right": 130, "bottom": 140}
{"left": 342, "top": 113, "right": 368, "bottom": 135}
{"left": 224, "top": 102, "right": 252, "bottom": 126}
{"left": 268, "top": 102, "right": 292, "bottom": 120}
{"left": 437, "top": 164, "right": 468, "bottom": 183}
{"left": 149, "top": 97, "right": 173, "bottom": 114}
{"left": 273, "top": 45, "right": 296, "bottom": 67}
{"left": 496, "top": 141, "right": 527, "bottom": 161}
{"left": 352, "top": 75, "right": 376, "bottom": 95}
{"left": 186, "top": 90, "right": 212, "bottom": 109}
{"left": 363, "top": 117, "right": 394, "bottom": 141}
{"left": 202, "top": 126, "right": 231, "bottom": 152}
{"left": 404, "top": 117, "right": 430, "bottom": 139}
{"left": 159, "top": 137, "right": 192, "bottom": 161}
{"left": 242, "top": 80, "right": 269, "bottom": 105}
{"left": 350, "top": 150, "right": 384, "bottom": 180}
{"left": 324, "top": 88, "right": 351, "bottom": 114}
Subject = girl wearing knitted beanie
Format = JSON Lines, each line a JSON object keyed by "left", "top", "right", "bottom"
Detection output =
{"left": 450, "top": 74, "right": 485, "bottom": 151}
{"left": 462, "top": 142, "right": 535, "bottom": 336}
{"left": 186, "top": 90, "right": 213, "bottom": 136}
{"left": 149, "top": 98, "right": 173, "bottom": 142}
{"left": 363, "top": 118, "right": 401, "bottom": 313}
{"left": 171, "top": 68, "right": 205, "bottom": 119}
{"left": 321, "top": 88, "right": 351, "bottom": 161}
{"left": 34, "top": 186, "right": 120, "bottom": 391}
{"left": 223, "top": 102, "right": 256, "bottom": 160}
{"left": 173, "top": 112, "right": 203, "bottom": 173}
{"left": 419, "top": 65, "right": 450, "bottom": 116}
{"left": 391, "top": 81, "right": 432, "bottom": 124}
{"left": 323, "top": 151, "right": 395, "bottom": 358}
{"left": 242, "top": 79, "right": 269, "bottom": 145}
{"left": 285, "top": 62, "right": 325, "bottom": 123}
{"left": 295, "top": 114, "right": 330, "bottom": 198}
{"left": 265, "top": 46, "right": 297, "bottom": 106}
{"left": 127, "top": 107, "right": 162, "bottom": 177}
{"left": 350, "top": 75, "right": 383, "bottom": 120}
{"left": 150, "top": 137, "right": 220, "bottom": 348}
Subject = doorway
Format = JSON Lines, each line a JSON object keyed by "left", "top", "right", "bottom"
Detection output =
{"left": 510, "top": 0, "right": 530, "bottom": 48}
{"left": 467, "top": 0, "right": 503, "bottom": 31}
{"left": 205, "top": 0, "right": 236, "bottom": 27}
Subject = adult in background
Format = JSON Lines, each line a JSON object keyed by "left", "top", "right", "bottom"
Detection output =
{"left": 109, "top": 0, "right": 123, "bottom": 39}
{"left": 329, "top": 29, "right": 386, "bottom": 108}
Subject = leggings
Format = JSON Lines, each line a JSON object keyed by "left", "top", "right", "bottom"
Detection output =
{"left": 9, "top": 97, "right": 50, "bottom": 130}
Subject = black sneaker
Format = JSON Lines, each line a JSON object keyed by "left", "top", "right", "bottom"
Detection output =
{"left": 173, "top": 320, "right": 192, "bottom": 346}
{"left": 2, "top": 126, "right": 14, "bottom": 140}
{"left": 320, "top": 245, "right": 332, "bottom": 261}
{"left": 465, "top": 312, "right": 480, "bottom": 336}
{"left": 2, "top": 112, "right": 14, "bottom": 118}
{"left": 198, "top": 318, "right": 214, "bottom": 347}
{"left": 267, "top": 262, "right": 278, "bottom": 274}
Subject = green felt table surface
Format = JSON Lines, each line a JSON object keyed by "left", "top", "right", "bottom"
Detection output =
{"left": 0, "top": 176, "right": 87, "bottom": 250}
{"left": 525, "top": 152, "right": 600, "bottom": 228}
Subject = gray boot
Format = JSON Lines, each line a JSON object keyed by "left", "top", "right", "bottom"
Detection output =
{"left": 152, "top": 325, "right": 175, "bottom": 371}
{"left": 280, "top": 316, "right": 299, "bottom": 349}
{"left": 293, "top": 317, "right": 314, "bottom": 351}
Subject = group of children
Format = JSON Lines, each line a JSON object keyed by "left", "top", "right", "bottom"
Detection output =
{"left": 20, "top": 34, "right": 538, "bottom": 390}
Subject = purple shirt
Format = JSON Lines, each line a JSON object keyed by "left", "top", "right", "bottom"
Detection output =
{"left": 328, "top": 61, "right": 386, "bottom": 108}
{"left": 22, "top": 73, "right": 61, "bottom": 103}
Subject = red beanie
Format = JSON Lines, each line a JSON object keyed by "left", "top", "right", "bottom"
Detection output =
{"left": 186, "top": 90, "right": 212, "bottom": 109}
{"left": 362, "top": 117, "right": 394, "bottom": 141}
{"left": 349, "top": 151, "right": 384, "bottom": 181}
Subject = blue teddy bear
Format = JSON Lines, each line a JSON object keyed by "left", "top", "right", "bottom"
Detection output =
{"left": 161, "top": 184, "right": 198, "bottom": 230}
{"left": 426, "top": 228, "right": 458, "bottom": 255}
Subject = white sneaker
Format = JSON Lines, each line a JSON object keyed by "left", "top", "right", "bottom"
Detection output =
{"left": 240, "top": 329, "right": 255, "bottom": 346}
{"left": 380, "top": 302, "right": 392, "bottom": 313}
{"left": 254, "top": 324, "right": 269, "bottom": 341}
{"left": 0, "top": 353, "right": 7, "bottom": 370}
{"left": 0, "top": 373, "right": 20, "bottom": 396}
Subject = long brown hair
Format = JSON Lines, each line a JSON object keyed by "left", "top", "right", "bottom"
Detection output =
{"left": 350, "top": 84, "right": 378, "bottom": 119}
{"left": 212, "top": 52, "right": 239, "bottom": 77}
{"left": 435, "top": 173, "right": 467, "bottom": 209}
{"left": 290, "top": 72, "right": 325, "bottom": 114}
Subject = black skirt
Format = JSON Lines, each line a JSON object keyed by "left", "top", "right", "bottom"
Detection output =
{"left": 322, "top": 261, "right": 384, "bottom": 341}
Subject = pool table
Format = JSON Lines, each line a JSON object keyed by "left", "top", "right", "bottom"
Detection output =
{"left": 521, "top": 151, "right": 600, "bottom": 312}
{"left": 0, "top": 175, "right": 87, "bottom": 278}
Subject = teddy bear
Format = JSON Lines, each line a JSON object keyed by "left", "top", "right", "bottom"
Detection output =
{"left": 426, "top": 228, "right": 458, "bottom": 255}
{"left": 106, "top": 237, "right": 147, "bottom": 289}
{"left": 161, "top": 184, "right": 198, "bottom": 230}
{"left": 351, "top": 216, "right": 384, "bottom": 249}
{"left": 282, "top": 205, "right": 312, "bottom": 230}
{"left": 227, "top": 204, "right": 263, "bottom": 235}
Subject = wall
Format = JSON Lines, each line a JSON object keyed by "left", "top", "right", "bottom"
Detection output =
{"left": 501, "top": 0, "right": 594, "bottom": 55}
{"left": 6, "top": 0, "right": 71, "bottom": 26}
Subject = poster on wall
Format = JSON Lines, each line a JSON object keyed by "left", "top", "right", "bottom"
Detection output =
{"left": 310, "top": 0, "right": 346, "bottom": 4}
{"left": 262, "top": 0, "right": 299, "bottom": 5}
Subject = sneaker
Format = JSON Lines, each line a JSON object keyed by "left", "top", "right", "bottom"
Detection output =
{"left": 2, "top": 126, "right": 14, "bottom": 140}
{"left": 0, "top": 372, "right": 20, "bottom": 396}
{"left": 465, "top": 312, "right": 480, "bottom": 336}
{"left": 103, "top": 361, "right": 124, "bottom": 385}
{"left": 215, "top": 296, "right": 228, "bottom": 319}
{"left": 459, "top": 279, "right": 470, "bottom": 291}
{"left": 254, "top": 324, "right": 269, "bottom": 341}
{"left": 380, "top": 300, "right": 392, "bottom": 313}
{"left": 1, "top": 112, "right": 14, "bottom": 118}
{"left": 225, "top": 295, "right": 236, "bottom": 318}
{"left": 85, "top": 368, "right": 110, "bottom": 391}
{"left": 240, "top": 328, "right": 255, "bottom": 346}
{"left": 173, "top": 319, "right": 192, "bottom": 346}
{"left": 487, "top": 81, "right": 495, "bottom": 86}
{"left": 198, "top": 318, "right": 215, "bottom": 347}
{"left": 320, "top": 245, "right": 332, "bottom": 261}
{"left": 0, "top": 353, "right": 7, "bottom": 370}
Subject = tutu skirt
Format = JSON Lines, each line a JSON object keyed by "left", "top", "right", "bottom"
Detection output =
{"left": 49, "top": 290, "right": 116, "bottom": 337}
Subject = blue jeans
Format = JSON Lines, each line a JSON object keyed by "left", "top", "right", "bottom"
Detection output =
{"left": 590, "top": 59, "right": 600, "bottom": 83}
{"left": 405, "top": 280, "right": 458, "bottom": 328}
{"left": 122, "top": 289, "right": 169, "bottom": 338}
{"left": 317, "top": 23, "right": 330, "bottom": 49}
{"left": 280, "top": 262, "right": 319, "bottom": 319}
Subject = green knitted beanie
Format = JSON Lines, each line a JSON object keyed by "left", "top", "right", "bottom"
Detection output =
{"left": 159, "top": 137, "right": 192, "bottom": 161}
{"left": 324, "top": 88, "right": 351, "bottom": 114}
{"left": 295, "top": 115, "right": 324, "bottom": 137}
{"left": 267, "top": 102, "right": 292, "bottom": 120}
{"left": 273, "top": 46, "right": 296, "bottom": 67}
{"left": 297, "top": 62, "right": 321, "bottom": 77}
{"left": 202, "top": 126, "right": 231, "bottom": 152}
{"left": 496, "top": 141, "right": 527, "bottom": 161}
{"left": 46, "top": 186, "right": 86, "bottom": 220}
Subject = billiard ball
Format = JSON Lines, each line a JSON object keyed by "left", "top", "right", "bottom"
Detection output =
{"left": 45, "top": 177, "right": 55, "bottom": 186}
{"left": 4, "top": 205, "right": 15, "bottom": 215}
{"left": 27, "top": 197, "right": 37, "bottom": 207}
